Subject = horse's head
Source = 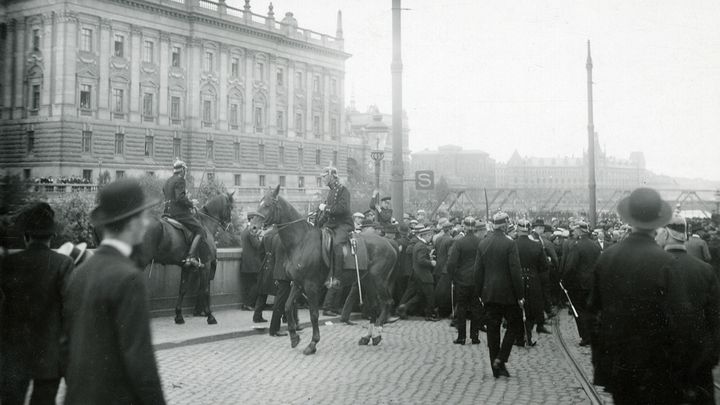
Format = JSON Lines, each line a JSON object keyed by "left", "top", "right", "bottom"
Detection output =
{"left": 204, "top": 191, "right": 235, "bottom": 230}
{"left": 251, "top": 185, "right": 281, "bottom": 231}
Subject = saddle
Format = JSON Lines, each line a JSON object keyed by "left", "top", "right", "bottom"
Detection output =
{"left": 321, "top": 229, "right": 369, "bottom": 271}
{"left": 161, "top": 216, "right": 194, "bottom": 243}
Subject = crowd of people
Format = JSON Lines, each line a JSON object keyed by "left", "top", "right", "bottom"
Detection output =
{"left": 31, "top": 176, "right": 92, "bottom": 185}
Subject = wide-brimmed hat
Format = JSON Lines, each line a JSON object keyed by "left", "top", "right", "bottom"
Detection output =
{"left": 617, "top": 188, "right": 672, "bottom": 230}
{"left": 56, "top": 242, "right": 92, "bottom": 265}
{"left": 90, "top": 179, "right": 161, "bottom": 227}
{"left": 380, "top": 196, "right": 391, "bottom": 202}
{"left": 531, "top": 218, "right": 545, "bottom": 228}
{"left": 20, "top": 202, "right": 57, "bottom": 237}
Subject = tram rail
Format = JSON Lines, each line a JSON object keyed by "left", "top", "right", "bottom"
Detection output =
{"left": 553, "top": 317, "right": 604, "bottom": 405}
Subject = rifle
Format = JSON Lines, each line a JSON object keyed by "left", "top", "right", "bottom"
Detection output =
{"left": 559, "top": 280, "right": 579, "bottom": 318}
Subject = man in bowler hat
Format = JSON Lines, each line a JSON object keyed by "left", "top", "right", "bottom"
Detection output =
{"left": 1, "top": 202, "right": 74, "bottom": 405}
{"left": 63, "top": 179, "right": 166, "bottom": 405}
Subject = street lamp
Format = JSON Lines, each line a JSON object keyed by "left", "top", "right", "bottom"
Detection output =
{"left": 366, "top": 114, "right": 389, "bottom": 192}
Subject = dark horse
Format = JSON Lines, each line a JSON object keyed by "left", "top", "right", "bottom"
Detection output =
{"left": 251, "top": 185, "right": 397, "bottom": 355}
{"left": 135, "top": 192, "right": 234, "bottom": 325}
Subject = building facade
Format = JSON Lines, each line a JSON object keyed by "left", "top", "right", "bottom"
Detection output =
{"left": 411, "top": 145, "right": 496, "bottom": 189}
{"left": 0, "top": 0, "right": 353, "bottom": 203}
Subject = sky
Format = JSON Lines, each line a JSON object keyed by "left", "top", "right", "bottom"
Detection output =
{"left": 232, "top": 0, "right": 720, "bottom": 181}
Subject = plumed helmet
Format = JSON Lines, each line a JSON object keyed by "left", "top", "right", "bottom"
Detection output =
{"left": 492, "top": 211, "right": 510, "bottom": 225}
{"left": 173, "top": 159, "right": 187, "bottom": 173}
{"left": 321, "top": 162, "right": 338, "bottom": 177}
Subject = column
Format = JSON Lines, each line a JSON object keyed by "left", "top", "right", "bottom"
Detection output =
{"left": 98, "top": 18, "right": 111, "bottom": 119}
{"left": 158, "top": 32, "right": 169, "bottom": 120}
{"left": 187, "top": 37, "right": 202, "bottom": 130}
{"left": 338, "top": 72, "right": 346, "bottom": 138}
{"left": 129, "top": 26, "right": 141, "bottom": 121}
{"left": 2, "top": 20, "right": 15, "bottom": 119}
{"left": 305, "top": 67, "right": 312, "bottom": 140}
{"left": 40, "top": 13, "right": 52, "bottom": 116}
{"left": 60, "top": 12, "right": 77, "bottom": 116}
{"left": 217, "top": 44, "right": 228, "bottom": 128}
{"left": 286, "top": 61, "right": 295, "bottom": 138}
{"left": 323, "top": 69, "right": 330, "bottom": 141}
{"left": 267, "top": 54, "right": 277, "bottom": 136}
{"left": 243, "top": 50, "right": 253, "bottom": 134}
{"left": 13, "top": 17, "right": 26, "bottom": 118}
{"left": 50, "top": 13, "right": 63, "bottom": 116}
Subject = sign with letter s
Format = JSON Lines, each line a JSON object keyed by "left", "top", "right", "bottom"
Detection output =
{"left": 415, "top": 170, "right": 434, "bottom": 190}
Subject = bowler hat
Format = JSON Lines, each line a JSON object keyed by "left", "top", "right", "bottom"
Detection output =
{"left": 617, "top": 188, "right": 672, "bottom": 230}
{"left": 532, "top": 218, "right": 545, "bottom": 228}
{"left": 90, "top": 179, "right": 161, "bottom": 226}
{"left": 21, "top": 202, "right": 57, "bottom": 237}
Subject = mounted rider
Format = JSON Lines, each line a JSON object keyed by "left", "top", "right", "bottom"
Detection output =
{"left": 316, "top": 163, "right": 354, "bottom": 283}
{"left": 163, "top": 159, "right": 206, "bottom": 261}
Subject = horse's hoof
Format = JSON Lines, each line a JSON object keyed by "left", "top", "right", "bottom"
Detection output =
{"left": 372, "top": 335, "right": 382, "bottom": 346}
{"left": 303, "top": 345, "right": 317, "bottom": 355}
{"left": 174, "top": 316, "right": 185, "bottom": 325}
{"left": 291, "top": 335, "right": 301, "bottom": 348}
{"left": 207, "top": 315, "right": 217, "bottom": 325}
{"left": 358, "top": 336, "right": 370, "bottom": 346}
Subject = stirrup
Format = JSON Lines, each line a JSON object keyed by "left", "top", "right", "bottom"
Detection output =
{"left": 182, "top": 257, "right": 203, "bottom": 269}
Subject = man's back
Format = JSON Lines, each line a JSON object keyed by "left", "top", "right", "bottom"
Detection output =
{"left": 476, "top": 230, "right": 523, "bottom": 305}
{"left": 686, "top": 235, "right": 711, "bottom": 262}
{"left": 447, "top": 233, "right": 479, "bottom": 287}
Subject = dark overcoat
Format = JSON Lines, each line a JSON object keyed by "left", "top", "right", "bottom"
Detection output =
{"left": 320, "top": 182, "right": 353, "bottom": 229}
{"left": 475, "top": 229, "right": 523, "bottom": 305}
{"left": 256, "top": 230, "right": 278, "bottom": 296}
{"left": 240, "top": 227, "right": 264, "bottom": 274}
{"left": 395, "top": 234, "right": 412, "bottom": 277}
{"left": 1, "top": 243, "right": 73, "bottom": 379}
{"left": 447, "top": 232, "right": 480, "bottom": 287}
{"left": 588, "top": 232, "right": 677, "bottom": 397}
{"left": 411, "top": 240, "right": 435, "bottom": 284}
{"left": 434, "top": 232, "right": 454, "bottom": 277}
{"left": 162, "top": 173, "right": 193, "bottom": 219}
{"left": 563, "top": 236, "right": 601, "bottom": 291}
{"left": 63, "top": 245, "right": 165, "bottom": 405}
{"left": 516, "top": 235, "right": 547, "bottom": 322}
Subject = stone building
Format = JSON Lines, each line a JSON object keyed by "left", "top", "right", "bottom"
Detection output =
{"left": 0, "top": 0, "right": 352, "bottom": 203}
{"left": 410, "top": 145, "right": 496, "bottom": 189}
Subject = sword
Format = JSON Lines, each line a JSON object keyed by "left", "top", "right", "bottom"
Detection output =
{"left": 520, "top": 300, "right": 530, "bottom": 349}
{"left": 559, "top": 281, "right": 579, "bottom": 318}
{"left": 451, "top": 282, "right": 455, "bottom": 318}
{"left": 351, "top": 238, "right": 363, "bottom": 305}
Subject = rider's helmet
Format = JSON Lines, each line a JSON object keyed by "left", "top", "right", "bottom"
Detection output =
{"left": 173, "top": 159, "right": 187, "bottom": 174}
{"left": 320, "top": 162, "right": 338, "bottom": 178}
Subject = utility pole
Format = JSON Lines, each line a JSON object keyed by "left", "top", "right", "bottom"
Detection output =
{"left": 586, "top": 41, "right": 597, "bottom": 227}
{"left": 391, "top": 0, "right": 404, "bottom": 218}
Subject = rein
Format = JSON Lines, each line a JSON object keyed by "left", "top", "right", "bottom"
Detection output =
{"left": 276, "top": 217, "right": 309, "bottom": 230}
{"left": 198, "top": 207, "right": 231, "bottom": 233}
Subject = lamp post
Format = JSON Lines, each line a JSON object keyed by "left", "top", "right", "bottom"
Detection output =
{"left": 366, "top": 114, "right": 389, "bottom": 194}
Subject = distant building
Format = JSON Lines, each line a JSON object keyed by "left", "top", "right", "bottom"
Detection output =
{"left": 411, "top": 145, "right": 496, "bottom": 188}
{"left": 0, "top": 0, "right": 352, "bottom": 203}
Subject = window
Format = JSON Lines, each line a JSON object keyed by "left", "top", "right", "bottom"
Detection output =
{"left": 173, "top": 137, "right": 181, "bottom": 158}
{"left": 26, "top": 130, "right": 34, "bottom": 153}
{"left": 279, "top": 175, "right": 286, "bottom": 187}
{"left": 316, "top": 176, "right": 322, "bottom": 188}
{"left": 31, "top": 85, "right": 40, "bottom": 110}
{"left": 313, "top": 115, "right": 321, "bottom": 137}
{"left": 259, "top": 175, "right": 266, "bottom": 187}
{"left": 277, "top": 68, "right": 284, "bottom": 87}
{"left": 144, "top": 134, "right": 154, "bottom": 157}
{"left": 170, "top": 96, "right": 181, "bottom": 120}
{"left": 204, "top": 51, "right": 213, "bottom": 71}
{"left": 259, "top": 144, "right": 265, "bottom": 164}
{"left": 332, "top": 151, "right": 338, "bottom": 166}
{"left": 234, "top": 174, "right": 242, "bottom": 186}
{"left": 230, "top": 103, "right": 239, "bottom": 128}
{"left": 114, "top": 34, "right": 124, "bottom": 57}
{"left": 279, "top": 145, "right": 285, "bottom": 164}
{"left": 313, "top": 75, "right": 320, "bottom": 93}
{"left": 315, "top": 149, "right": 321, "bottom": 165}
{"left": 331, "top": 78, "right": 337, "bottom": 96}
{"left": 80, "top": 84, "right": 92, "bottom": 109}
{"left": 171, "top": 47, "right": 181, "bottom": 67}
{"left": 255, "top": 62, "right": 264, "bottom": 81}
{"left": 276, "top": 110, "right": 284, "bottom": 134}
{"left": 295, "top": 112, "right": 303, "bottom": 135}
{"left": 113, "top": 88, "right": 124, "bottom": 113}
{"left": 206, "top": 140, "right": 214, "bottom": 160}
{"left": 114, "top": 133, "right": 124, "bottom": 155}
{"left": 23, "top": 169, "right": 31, "bottom": 180}
{"left": 233, "top": 140, "right": 240, "bottom": 160}
{"left": 81, "top": 28, "right": 92, "bottom": 52}
{"left": 254, "top": 107, "right": 263, "bottom": 132}
{"left": 298, "top": 176, "right": 305, "bottom": 188}
{"left": 298, "top": 147, "right": 304, "bottom": 167}
{"left": 207, "top": 173, "right": 214, "bottom": 182}
{"left": 330, "top": 118, "right": 337, "bottom": 139}
{"left": 146, "top": 171, "right": 155, "bottom": 177}
{"left": 115, "top": 170, "right": 125, "bottom": 179}
{"left": 143, "top": 40, "right": 154, "bottom": 63}
{"left": 81, "top": 130, "right": 92, "bottom": 153}
{"left": 295, "top": 71, "right": 303, "bottom": 89}
{"left": 32, "top": 29, "right": 40, "bottom": 51}
{"left": 143, "top": 93, "right": 153, "bottom": 117}
{"left": 231, "top": 57, "right": 240, "bottom": 77}
{"left": 203, "top": 100, "right": 212, "bottom": 124}
{"left": 82, "top": 170, "right": 92, "bottom": 181}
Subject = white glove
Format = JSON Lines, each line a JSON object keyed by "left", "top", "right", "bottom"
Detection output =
{"left": 319, "top": 203, "right": 327, "bottom": 211}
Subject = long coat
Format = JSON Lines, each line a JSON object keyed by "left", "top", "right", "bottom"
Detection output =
{"left": 395, "top": 234, "right": 413, "bottom": 278}
{"left": 1, "top": 243, "right": 73, "bottom": 379}
{"left": 162, "top": 173, "right": 193, "bottom": 219}
{"left": 447, "top": 232, "right": 480, "bottom": 287}
{"left": 563, "top": 236, "right": 601, "bottom": 291}
{"left": 240, "top": 227, "right": 264, "bottom": 274}
{"left": 64, "top": 245, "right": 165, "bottom": 405}
{"left": 516, "top": 235, "right": 547, "bottom": 322}
{"left": 588, "top": 232, "right": 677, "bottom": 397}
{"left": 475, "top": 229, "right": 523, "bottom": 306}
{"left": 319, "top": 182, "right": 353, "bottom": 229}
{"left": 256, "top": 230, "right": 278, "bottom": 296}
{"left": 411, "top": 240, "right": 435, "bottom": 284}
{"left": 434, "top": 232, "right": 454, "bottom": 278}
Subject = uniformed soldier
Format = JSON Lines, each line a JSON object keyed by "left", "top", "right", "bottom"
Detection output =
{"left": 446, "top": 217, "right": 483, "bottom": 345}
{"left": 316, "top": 164, "right": 354, "bottom": 283}
{"left": 163, "top": 159, "right": 206, "bottom": 258}
{"left": 515, "top": 219, "right": 548, "bottom": 346}
{"left": 397, "top": 225, "right": 439, "bottom": 321}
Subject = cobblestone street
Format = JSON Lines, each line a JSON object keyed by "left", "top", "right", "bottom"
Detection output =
{"left": 156, "top": 314, "right": 594, "bottom": 404}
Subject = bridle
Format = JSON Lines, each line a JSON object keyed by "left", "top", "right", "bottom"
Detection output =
{"left": 198, "top": 201, "right": 232, "bottom": 233}
{"left": 260, "top": 195, "right": 309, "bottom": 230}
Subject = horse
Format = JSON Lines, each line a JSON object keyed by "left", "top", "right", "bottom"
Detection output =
{"left": 250, "top": 185, "right": 397, "bottom": 355}
{"left": 134, "top": 192, "right": 234, "bottom": 325}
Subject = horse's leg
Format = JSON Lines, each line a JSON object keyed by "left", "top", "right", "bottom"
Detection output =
{"left": 302, "top": 281, "right": 321, "bottom": 355}
{"left": 175, "top": 267, "right": 189, "bottom": 324}
{"left": 286, "top": 283, "right": 301, "bottom": 349}
{"left": 370, "top": 274, "right": 385, "bottom": 346}
{"left": 203, "top": 265, "right": 217, "bottom": 325}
